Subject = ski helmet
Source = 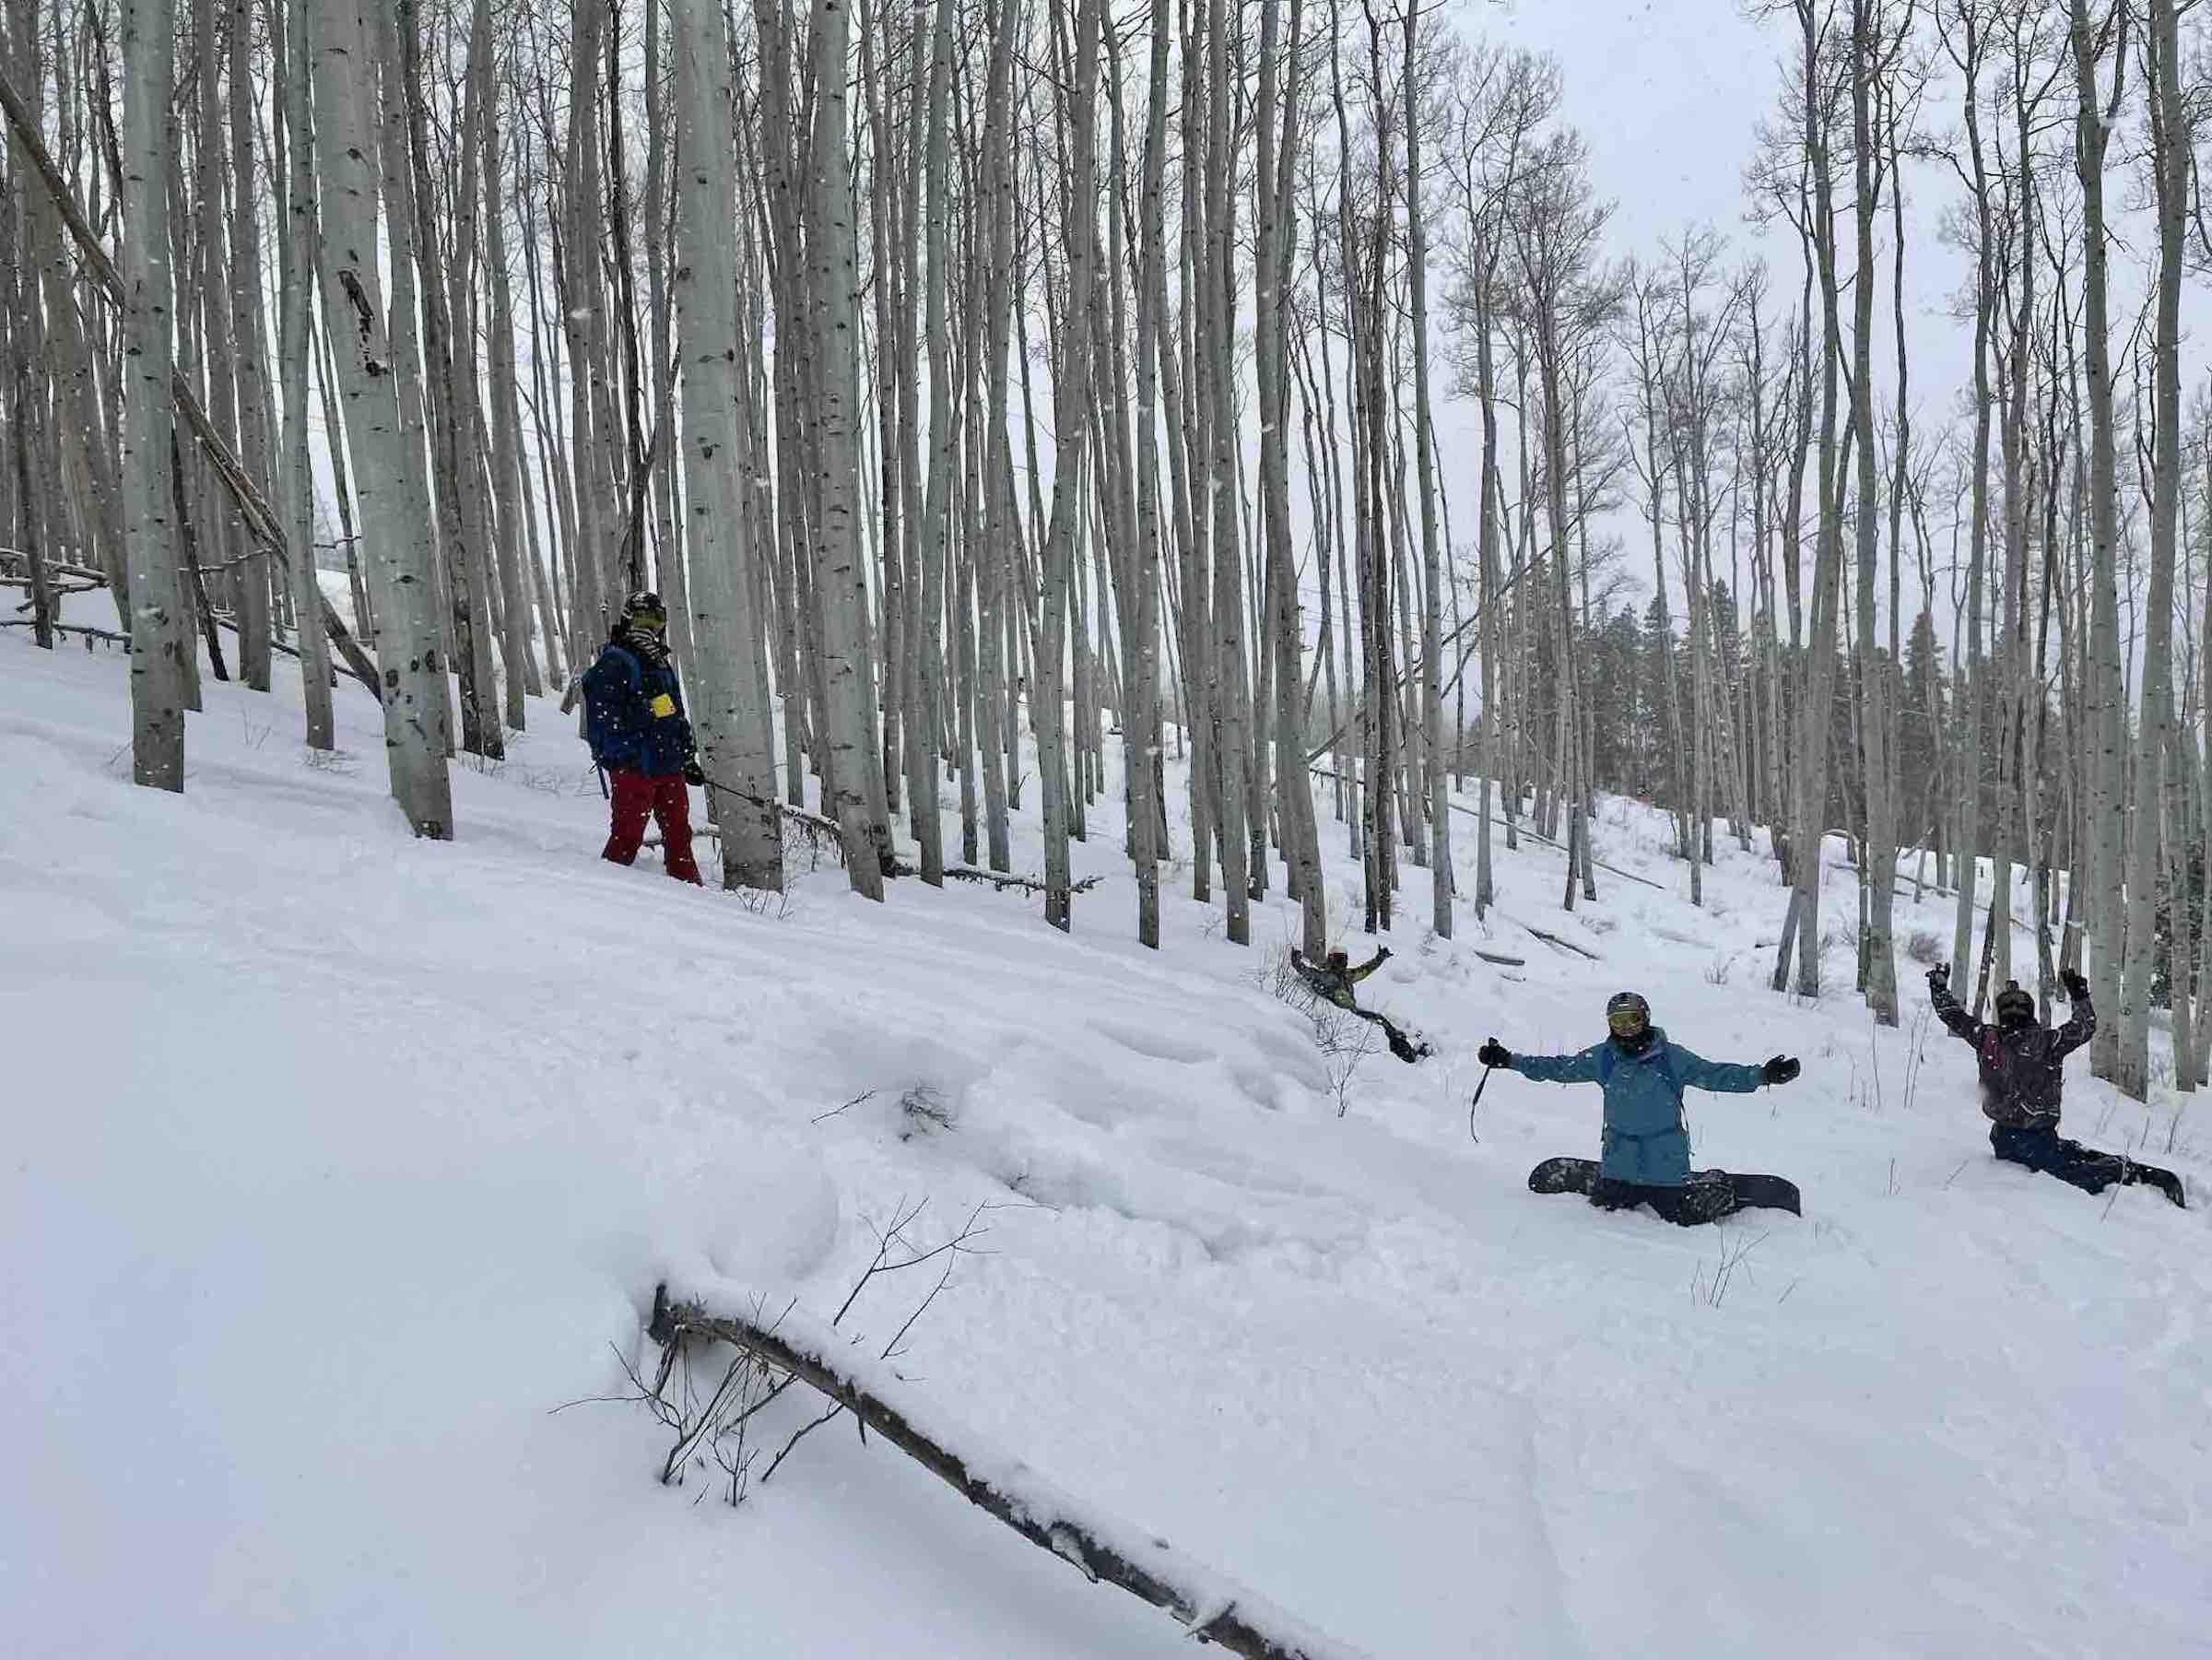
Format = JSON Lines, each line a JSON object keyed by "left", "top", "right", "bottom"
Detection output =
{"left": 1994, "top": 980, "right": 2036, "bottom": 1028}
{"left": 1606, "top": 991, "right": 1652, "bottom": 1040}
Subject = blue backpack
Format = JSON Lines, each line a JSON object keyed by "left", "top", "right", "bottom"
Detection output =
{"left": 582, "top": 645, "right": 642, "bottom": 768}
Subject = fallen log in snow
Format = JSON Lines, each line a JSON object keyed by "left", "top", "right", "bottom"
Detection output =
{"left": 1497, "top": 911, "right": 1604, "bottom": 961}
{"left": 647, "top": 1285, "right": 1372, "bottom": 1660}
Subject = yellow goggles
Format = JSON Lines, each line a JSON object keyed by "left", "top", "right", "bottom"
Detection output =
{"left": 1606, "top": 1008, "right": 1649, "bottom": 1037}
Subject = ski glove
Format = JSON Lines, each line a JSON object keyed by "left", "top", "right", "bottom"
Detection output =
{"left": 1478, "top": 1039, "right": 1512, "bottom": 1069}
{"left": 2060, "top": 968, "right": 2090, "bottom": 1001}
{"left": 683, "top": 759, "right": 707, "bottom": 788}
{"left": 1761, "top": 1054, "right": 1800, "bottom": 1086}
{"left": 1926, "top": 962, "right": 1950, "bottom": 994}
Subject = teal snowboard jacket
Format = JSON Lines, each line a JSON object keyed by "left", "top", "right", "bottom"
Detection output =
{"left": 1511, "top": 1029, "right": 1766, "bottom": 1184}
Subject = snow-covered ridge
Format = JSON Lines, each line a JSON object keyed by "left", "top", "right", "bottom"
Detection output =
{"left": 4, "top": 635, "right": 2205, "bottom": 1659}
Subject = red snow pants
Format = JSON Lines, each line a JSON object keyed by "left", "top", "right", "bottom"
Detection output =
{"left": 603, "top": 768, "right": 703, "bottom": 884}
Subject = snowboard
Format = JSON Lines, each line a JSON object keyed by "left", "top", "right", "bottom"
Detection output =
{"left": 1527, "top": 1156, "right": 1802, "bottom": 1219}
{"left": 2124, "top": 1161, "right": 2188, "bottom": 1208}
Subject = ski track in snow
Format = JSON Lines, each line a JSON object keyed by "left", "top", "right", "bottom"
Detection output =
{"left": 4, "top": 633, "right": 2209, "bottom": 1660}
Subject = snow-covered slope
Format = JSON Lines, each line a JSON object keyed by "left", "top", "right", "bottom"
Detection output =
{"left": 4, "top": 635, "right": 2206, "bottom": 1660}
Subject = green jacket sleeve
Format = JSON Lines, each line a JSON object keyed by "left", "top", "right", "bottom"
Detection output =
{"left": 1345, "top": 949, "right": 1388, "bottom": 985}
{"left": 1513, "top": 1042, "right": 1608, "bottom": 1085}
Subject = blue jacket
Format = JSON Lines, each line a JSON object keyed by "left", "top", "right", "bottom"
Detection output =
{"left": 1512, "top": 1029, "right": 1765, "bottom": 1185}
{"left": 582, "top": 641, "right": 695, "bottom": 779}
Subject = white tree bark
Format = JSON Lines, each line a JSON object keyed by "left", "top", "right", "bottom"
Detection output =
{"left": 1850, "top": 0, "right": 1897, "bottom": 1024}
{"left": 808, "top": 0, "right": 887, "bottom": 899}
{"left": 312, "top": 0, "right": 453, "bottom": 836}
{"left": 276, "top": 0, "right": 334, "bottom": 749}
{"left": 671, "top": 0, "right": 782, "bottom": 891}
{"left": 122, "top": 0, "right": 187, "bottom": 791}
{"left": 1401, "top": 0, "right": 1447, "bottom": 940}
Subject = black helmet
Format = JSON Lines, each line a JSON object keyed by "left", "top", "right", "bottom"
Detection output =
{"left": 1606, "top": 990, "right": 1650, "bottom": 1031}
{"left": 622, "top": 589, "right": 667, "bottom": 628}
{"left": 1994, "top": 981, "right": 2035, "bottom": 1028}
{"left": 1606, "top": 991, "right": 1653, "bottom": 1050}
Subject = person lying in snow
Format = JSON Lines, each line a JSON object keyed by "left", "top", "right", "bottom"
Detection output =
{"left": 1289, "top": 946, "right": 1431, "bottom": 1063}
{"left": 1479, "top": 992, "right": 1801, "bottom": 1225}
{"left": 1927, "top": 964, "right": 2185, "bottom": 1207}
{"left": 581, "top": 590, "right": 706, "bottom": 886}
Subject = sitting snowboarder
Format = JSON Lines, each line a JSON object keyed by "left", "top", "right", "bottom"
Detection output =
{"left": 581, "top": 590, "right": 705, "bottom": 885}
{"left": 1927, "top": 963, "right": 2185, "bottom": 1207}
{"left": 1479, "top": 992, "right": 1802, "bottom": 1224}
{"left": 1289, "top": 945, "right": 1431, "bottom": 1063}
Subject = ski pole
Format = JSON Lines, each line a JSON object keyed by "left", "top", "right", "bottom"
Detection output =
{"left": 1468, "top": 1065, "right": 1495, "bottom": 1143}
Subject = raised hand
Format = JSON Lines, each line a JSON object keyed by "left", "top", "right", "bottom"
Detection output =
{"left": 2061, "top": 967, "right": 2090, "bottom": 1001}
{"left": 1760, "top": 1054, "right": 1801, "bottom": 1086}
{"left": 1926, "top": 962, "right": 1950, "bottom": 994}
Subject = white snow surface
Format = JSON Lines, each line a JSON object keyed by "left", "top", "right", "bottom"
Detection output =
{"left": 5, "top": 634, "right": 2208, "bottom": 1659}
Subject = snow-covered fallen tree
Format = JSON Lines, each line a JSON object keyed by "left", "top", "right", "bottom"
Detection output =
{"left": 646, "top": 1285, "right": 1373, "bottom": 1660}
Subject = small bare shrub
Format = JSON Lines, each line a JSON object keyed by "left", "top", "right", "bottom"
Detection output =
{"left": 1905, "top": 929, "right": 1944, "bottom": 966}
{"left": 1703, "top": 950, "right": 1733, "bottom": 986}
{"left": 899, "top": 1082, "right": 956, "bottom": 1138}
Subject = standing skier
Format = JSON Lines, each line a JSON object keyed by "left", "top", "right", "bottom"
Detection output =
{"left": 1289, "top": 946, "right": 1430, "bottom": 1062}
{"left": 581, "top": 591, "right": 705, "bottom": 886}
{"left": 1479, "top": 992, "right": 1801, "bottom": 1224}
{"left": 1926, "top": 964, "right": 2185, "bottom": 1207}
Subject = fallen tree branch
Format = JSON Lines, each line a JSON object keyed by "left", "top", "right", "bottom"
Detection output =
{"left": 1496, "top": 911, "right": 1605, "bottom": 961}
{"left": 0, "top": 619, "right": 129, "bottom": 646}
{"left": 1305, "top": 766, "right": 1667, "bottom": 893}
{"left": 926, "top": 862, "right": 1104, "bottom": 896}
{"left": 0, "top": 62, "right": 381, "bottom": 704}
{"left": 647, "top": 1285, "right": 1371, "bottom": 1660}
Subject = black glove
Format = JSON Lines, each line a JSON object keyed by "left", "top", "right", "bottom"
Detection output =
{"left": 683, "top": 759, "right": 707, "bottom": 788}
{"left": 1926, "top": 962, "right": 1950, "bottom": 993}
{"left": 1761, "top": 1054, "right": 1800, "bottom": 1086}
{"left": 1478, "top": 1039, "right": 1512, "bottom": 1069}
{"left": 2061, "top": 968, "right": 2089, "bottom": 1001}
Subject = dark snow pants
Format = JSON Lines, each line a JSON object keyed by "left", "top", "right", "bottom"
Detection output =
{"left": 603, "top": 768, "right": 702, "bottom": 884}
{"left": 1590, "top": 1175, "right": 1739, "bottom": 1227}
{"left": 1343, "top": 1005, "right": 1426, "bottom": 1063}
{"left": 1989, "top": 1124, "right": 2127, "bottom": 1196}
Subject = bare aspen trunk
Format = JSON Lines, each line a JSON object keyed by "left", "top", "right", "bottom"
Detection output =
{"left": 276, "top": 0, "right": 333, "bottom": 748}
{"left": 1402, "top": 0, "right": 1446, "bottom": 939}
{"left": 1850, "top": 0, "right": 1897, "bottom": 1024}
{"left": 2120, "top": 0, "right": 2185, "bottom": 1099}
{"left": 2068, "top": 0, "right": 2127, "bottom": 1075}
{"left": 406, "top": 0, "right": 501, "bottom": 760}
{"left": 1205, "top": 0, "right": 1250, "bottom": 943}
{"left": 314, "top": 0, "right": 453, "bottom": 836}
{"left": 909, "top": 0, "right": 956, "bottom": 886}
{"left": 1124, "top": 0, "right": 1173, "bottom": 948}
{"left": 974, "top": 0, "right": 1016, "bottom": 872}
{"left": 1773, "top": 0, "right": 1843, "bottom": 996}
{"left": 223, "top": 0, "right": 272, "bottom": 689}
{"left": 670, "top": 0, "right": 782, "bottom": 891}
{"left": 474, "top": 0, "right": 538, "bottom": 724}
{"left": 807, "top": 0, "right": 888, "bottom": 898}
{"left": 1258, "top": 0, "right": 1324, "bottom": 953}
{"left": 1030, "top": 0, "right": 1101, "bottom": 932}
{"left": 122, "top": 0, "right": 186, "bottom": 790}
